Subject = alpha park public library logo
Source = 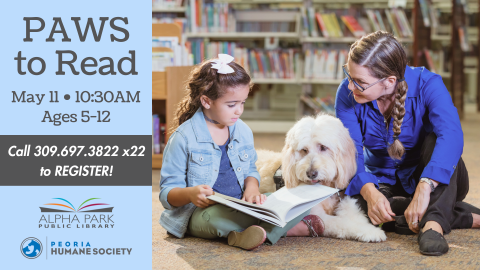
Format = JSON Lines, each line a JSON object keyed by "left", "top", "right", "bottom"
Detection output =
{"left": 40, "top": 198, "right": 113, "bottom": 213}
{"left": 39, "top": 198, "right": 115, "bottom": 229}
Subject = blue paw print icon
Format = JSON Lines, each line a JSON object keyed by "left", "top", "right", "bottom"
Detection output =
{"left": 21, "top": 237, "right": 43, "bottom": 259}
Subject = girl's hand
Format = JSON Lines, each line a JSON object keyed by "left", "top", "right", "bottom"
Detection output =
{"left": 242, "top": 177, "right": 267, "bottom": 205}
{"left": 188, "top": 185, "right": 216, "bottom": 208}
{"left": 361, "top": 183, "right": 395, "bottom": 225}
{"left": 405, "top": 182, "right": 431, "bottom": 233}
{"left": 242, "top": 186, "right": 267, "bottom": 205}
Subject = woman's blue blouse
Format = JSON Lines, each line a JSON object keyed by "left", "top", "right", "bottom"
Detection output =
{"left": 335, "top": 66, "right": 463, "bottom": 196}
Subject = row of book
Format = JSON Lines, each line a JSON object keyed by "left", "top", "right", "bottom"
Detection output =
{"left": 187, "top": 1, "right": 233, "bottom": 33}
{"left": 242, "top": 49, "right": 300, "bottom": 80}
{"left": 303, "top": 9, "right": 361, "bottom": 38}
{"left": 304, "top": 49, "right": 348, "bottom": 81}
{"left": 458, "top": 26, "right": 471, "bottom": 52}
{"left": 153, "top": 0, "right": 184, "bottom": 8}
{"left": 424, "top": 47, "right": 476, "bottom": 75}
{"left": 418, "top": 0, "right": 439, "bottom": 28}
{"left": 419, "top": 0, "right": 476, "bottom": 30}
{"left": 419, "top": 0, "right": 472, "bottom": 52}
{"left": 187, "top": 40, "right": 299, "bottom": 80}
{"left": 152, "top": 51, "right": 194, "bottom": 71}
{"left": 302, "top": 8, "right": 413, "bottom": 39}
{"left": 153, "top": 115, "right": 167, "bottom": 155}
{"left": 424, "top": 49, "right": 446, "bottom": 74}
{"left": 187, "top": 40, "right": 239, "bottom": 66}
{"left": 185, "top": 39, "right": 300, "bottom": 79}
{"left": 158, "top": 38, "right": 347, "bottom": 81}
{"left": 152, "top": 36, "right": 194, "bottom": 71}
{"left": 300, "top": 95, "right": 335, "bottom": 115}
{"left": 366, "top": 9, "right": 412, "bottom": 38}
{"left": 236, "top": 22, "right": 295, "bottom": 33}
{"left": 186, "top": 1, "right": 299, "bottom": 34}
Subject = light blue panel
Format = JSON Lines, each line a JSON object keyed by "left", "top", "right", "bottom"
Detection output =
{"left": 0, "top": 186, "right": 152, "bottom": 269}
{"left": 0, "top": 0, "right": 152, "bottom": 135}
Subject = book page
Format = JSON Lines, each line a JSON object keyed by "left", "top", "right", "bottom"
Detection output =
{"left": 211, "top": 193, "right": 273, "bottom": 211}
{"left": 284, "top": 196, "right": 330, "bottom": 222}
{"left": 209, "top": 194, "right": 281, "bottom": 220}
{"left": 207, "top": 195, "right": 284, "bottom": 227}
{"left": 208, "top": 183, "right": 338, "bottom": 226}
{"left": 261, "top": 183, "right": 338, "bottom": 223}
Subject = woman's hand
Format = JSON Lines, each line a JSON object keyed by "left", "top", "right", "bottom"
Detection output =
{"left": 242, "top": 177, "right": 267, "bottom": 205}
{"left": 361, "top": 183, "right": 395, "bottom": 225}
{"left": 188, "top": 185, "right": 217, "bottom": 208}
{"left": 404, "top": 182, "right": 432, "bottom": 233}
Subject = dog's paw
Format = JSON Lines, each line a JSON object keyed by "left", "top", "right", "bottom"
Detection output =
{"left": 357, "top": 227, "right": 387, "bottom": 243}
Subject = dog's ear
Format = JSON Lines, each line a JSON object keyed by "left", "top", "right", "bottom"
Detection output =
{"left": 281, "top": 142, "right": 299, "bottom": 189}
{"left": 333, "top": 126, "right": 357, "bottom": 190}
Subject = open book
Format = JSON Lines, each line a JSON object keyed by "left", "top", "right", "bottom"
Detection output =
{"left": 207, "top": 183, "right": 339, "bottom": 227}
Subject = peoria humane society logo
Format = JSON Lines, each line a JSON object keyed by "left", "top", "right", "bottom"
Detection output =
{"left": 39, "top": 198, "right": 115, "bottom": 229}
{"left": 20, "top": 238, "right": 133, "bottom": 258}
{"left": 21, "top": 237, "right": 43, "bottom": 259}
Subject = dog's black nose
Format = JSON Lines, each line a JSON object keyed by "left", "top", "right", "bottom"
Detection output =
{"left": 307, "top": 170, "right": 318, "bottom": 179}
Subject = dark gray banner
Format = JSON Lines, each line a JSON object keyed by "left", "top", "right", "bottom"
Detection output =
{"left": 1, "top": 135, "right": 151, "bottom": 186}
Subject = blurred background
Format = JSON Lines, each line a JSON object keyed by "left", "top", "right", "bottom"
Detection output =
{"left": 151, "top": 1, "right": 480, "bottom": 268}
{"left": 152, "top": 0, "right": 479, "bottom": 166}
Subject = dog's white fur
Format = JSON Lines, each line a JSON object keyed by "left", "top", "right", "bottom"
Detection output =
{"left": 255, "top": 114, "right": 386, "bottom": 242}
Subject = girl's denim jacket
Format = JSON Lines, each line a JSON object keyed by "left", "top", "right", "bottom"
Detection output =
{"left": 159, "top": 108, "right": 261, "bottom": 238}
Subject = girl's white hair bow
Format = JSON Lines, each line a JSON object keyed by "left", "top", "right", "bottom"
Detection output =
{"left": 211, "top": 54, "right": 235, "bottom": 74}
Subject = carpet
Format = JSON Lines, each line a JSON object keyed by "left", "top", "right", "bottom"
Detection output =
{"left": 152, "top": 106, "right": 480, "bottom": 270}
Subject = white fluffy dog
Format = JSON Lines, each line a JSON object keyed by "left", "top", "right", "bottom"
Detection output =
{"left": 256, "top": 114, "right": 386, "bottom": 242}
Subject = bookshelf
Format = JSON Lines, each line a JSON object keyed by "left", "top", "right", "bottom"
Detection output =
{"left": 293, "top": 0, "right": 416, "bottom": 120}
{"left": 217, "top": 0, "right": 411, "bottom": 3}
{"left": 431, "top": 27, "right": 477, "bottom": 42}
{"left": 302, "top": 37, "right": 414, "bottom": 43}
{"left": 301, "top": 78, "right": 343, "bottom": 84}
{"left": 152, "top": 66, "right": 167, "bottom": 100}
{"left": 152, "top": 23, "right": 193, "bottom": 168}
{"left": 478, "top": 0, "right": 480, "bottom": 112}
{"left": 152, "top": 7, "right": 187, "bottom": 12}
{"left": 451, "top": 0, "right": 466, "bottom": 119}
{"left": 409, "top": 0, "right": 479, "bottom": 119}
{"left": 253, "top": 78, "right": 301, "bottom": 84}
{"left": 185, "top": 32, "right": 301, "bottom": 39}
{"left": 158, "top": 0, "right": 474, "bottom": 127}
{"left": 152, "top": 65, "right": 194, "bottom": 169}
{"left": 217, "top": 0, "right": 303, "bottom": 2}
{"left": 413, "top": 0, "right": 430, "bottom": 68}
{"left": 311, "top": 0, "right": 411, "bottom": 3}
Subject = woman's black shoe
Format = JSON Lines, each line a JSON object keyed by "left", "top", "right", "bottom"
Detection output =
{"left": 392, "top": 215, "right": 416, "bottom": 235}
{"left": 418, "top": 228, "right": 449, "bottom": 256}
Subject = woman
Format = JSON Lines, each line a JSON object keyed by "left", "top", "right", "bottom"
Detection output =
{"left": 335, "top": 31, "right": 480, "bottom": 256}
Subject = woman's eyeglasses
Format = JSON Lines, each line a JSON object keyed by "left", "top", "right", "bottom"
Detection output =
{"left": 342, "top": 64, "right": 386, "bottom": 92}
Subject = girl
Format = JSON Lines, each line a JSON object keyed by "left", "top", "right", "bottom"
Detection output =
{"left": 159, "top": 54, "right": 325, "bottom": 250}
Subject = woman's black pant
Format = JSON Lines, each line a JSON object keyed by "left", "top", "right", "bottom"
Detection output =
{"left": 352, "top": 132, "right": 480, "bottom": 234}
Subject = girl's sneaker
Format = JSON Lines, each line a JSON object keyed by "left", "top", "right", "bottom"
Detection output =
{"left": 227, "top": 225, "right": 266, "bottom": 250}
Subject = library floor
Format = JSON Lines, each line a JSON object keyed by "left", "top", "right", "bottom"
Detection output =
{"left": 152, "top": 104, "right": 480, "bottom": 270}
